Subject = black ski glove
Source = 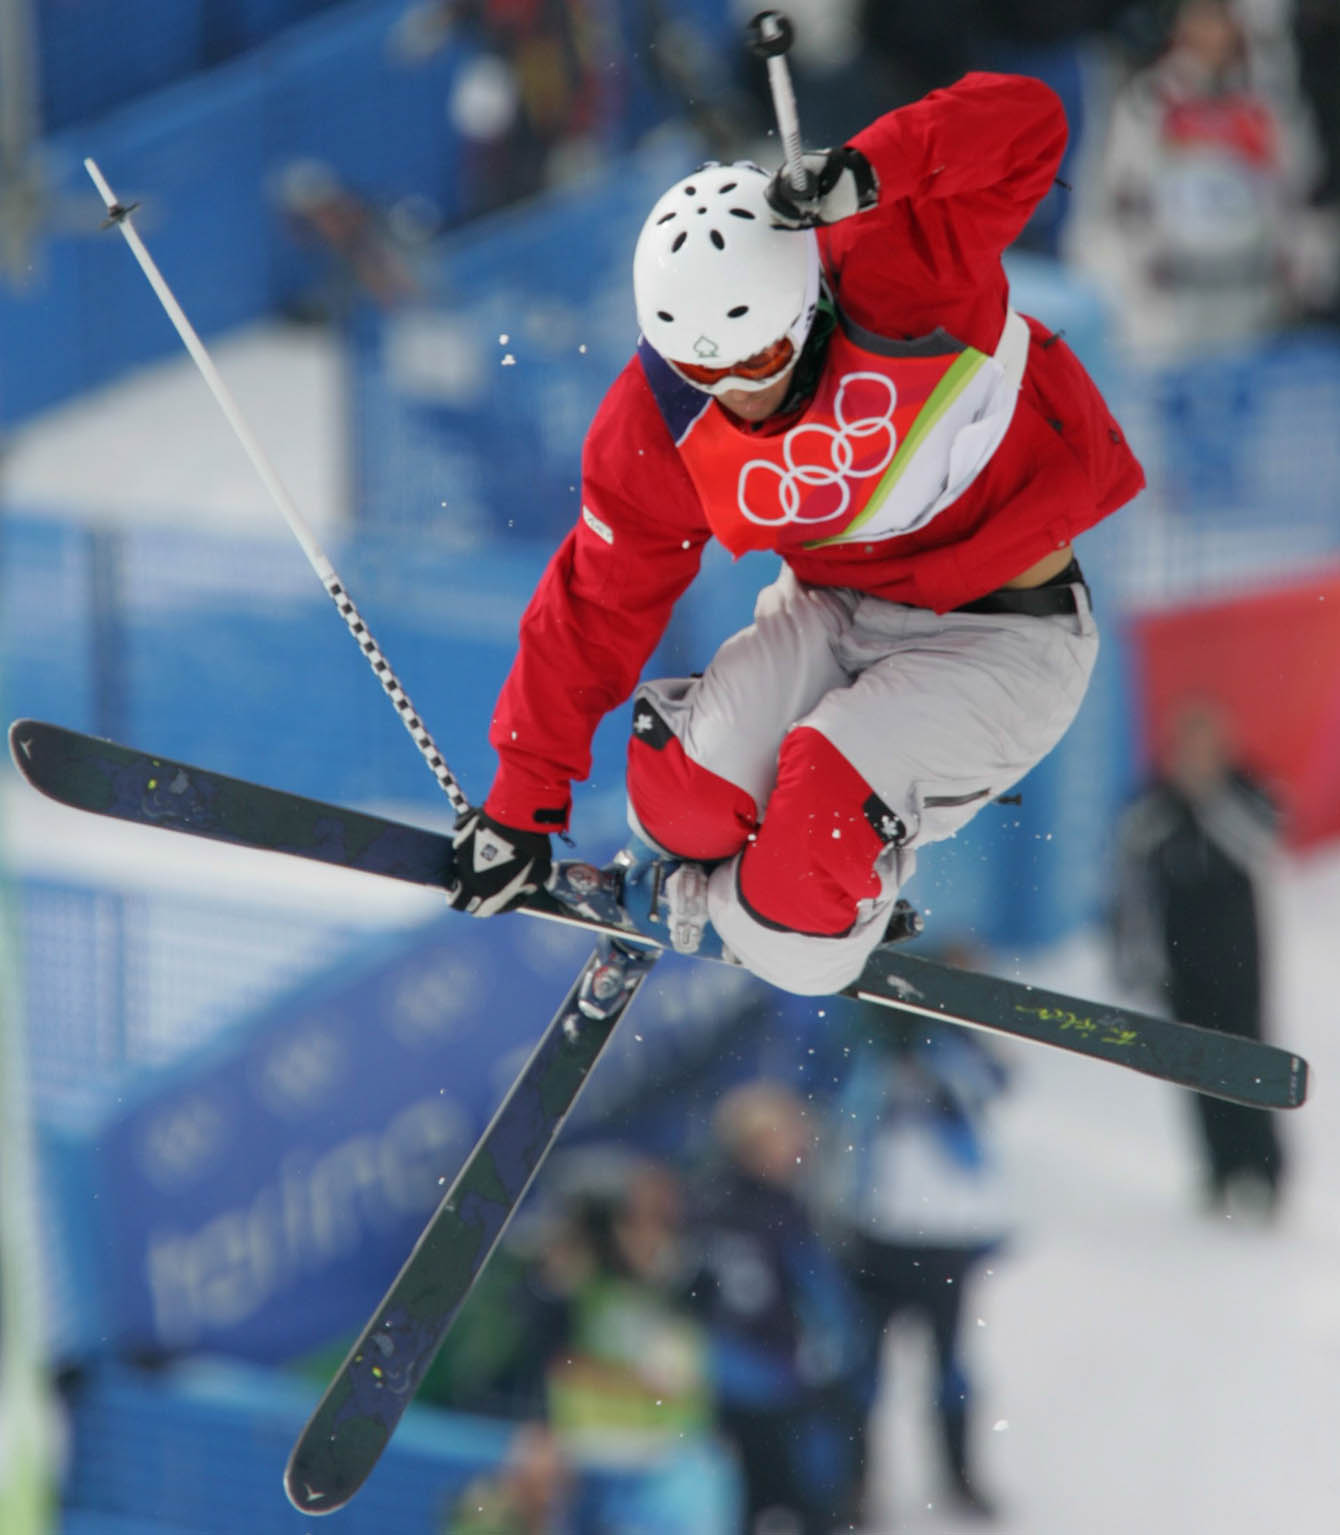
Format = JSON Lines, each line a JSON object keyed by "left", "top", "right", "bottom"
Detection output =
{"left": 765, "top": 146, "right": 878, "bottom": 229}
{"left": 446, "top": 808, "right": 553, "bottom": 916}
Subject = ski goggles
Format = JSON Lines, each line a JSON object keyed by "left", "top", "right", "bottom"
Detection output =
{"left": 670, "top": 334, "right": 797, "bottom": 394}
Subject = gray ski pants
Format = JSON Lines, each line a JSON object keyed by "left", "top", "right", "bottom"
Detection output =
{"left": 629, "top": 564, "right": 1099, "bottom": 994}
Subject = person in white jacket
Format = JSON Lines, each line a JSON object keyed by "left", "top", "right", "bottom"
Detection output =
{"left": 1068, "top": 0, "right": 1323, "bottom": 358}
{"left": 825, "top": 1007, "right": 1012, "bottom": 1519}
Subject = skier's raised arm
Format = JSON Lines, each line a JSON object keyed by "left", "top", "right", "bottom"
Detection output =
{"left": 768, "top": 72, "right": 1067, "bottom": 257}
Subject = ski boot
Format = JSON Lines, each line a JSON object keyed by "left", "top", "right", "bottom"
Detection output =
{"left": 612, "top": 838, "right": 738, "bottom": 962}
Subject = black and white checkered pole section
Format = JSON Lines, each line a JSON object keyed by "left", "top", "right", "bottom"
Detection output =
{"left": 83, "top": 157, "right": 471, "bottom": 819}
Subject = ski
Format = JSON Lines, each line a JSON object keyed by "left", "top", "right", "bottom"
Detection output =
{"left": 283, "top": 933, "right": 657, "bottom": 1512}
{"left": 8, "top": 718, "right": 1308, "bottom": 1113}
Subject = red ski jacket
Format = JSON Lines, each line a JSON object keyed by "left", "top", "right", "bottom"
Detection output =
{"left": 485, "top": 73, "right": 1145, "bottom": 832}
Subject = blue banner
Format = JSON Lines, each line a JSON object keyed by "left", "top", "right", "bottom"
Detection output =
{"left": 48, "top": 911, "right": 764, "bottom": 1362}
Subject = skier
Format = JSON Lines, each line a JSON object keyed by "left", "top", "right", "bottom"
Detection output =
{"left": 446, "top": 71, "right": 1146, "bottom": 995}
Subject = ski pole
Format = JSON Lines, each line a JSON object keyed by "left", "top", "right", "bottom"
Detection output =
{"left": 746, "top": 10, "right": 814, "bottom": 198}
{"left": 82, "top": 158, "right": 471, "bottom": 818}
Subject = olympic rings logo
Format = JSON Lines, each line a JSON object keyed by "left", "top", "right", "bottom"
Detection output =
{"left": 737, "top": 371, "right": 899, "bottom": 527}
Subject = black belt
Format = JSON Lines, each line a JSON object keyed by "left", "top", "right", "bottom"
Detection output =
{"left": 956, "top": 560, "right": 1088, "bottom": 618}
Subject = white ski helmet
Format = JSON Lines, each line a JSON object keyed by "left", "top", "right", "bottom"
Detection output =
{"left": 633, "top": 162, "right": 820, "bottom": 395}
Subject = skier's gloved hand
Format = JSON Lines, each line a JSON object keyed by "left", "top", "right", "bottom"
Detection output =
{"left": 765, "top": 146, "right": 878, "bottom": 229}
{"left": 446, "top": 808, "right": 553, "bottom": 916}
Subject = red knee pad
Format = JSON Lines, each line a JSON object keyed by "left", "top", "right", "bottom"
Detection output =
{"left": 627, "top": 728, "right": 758, "bottom": 861}
{"left": 739, "top": 726, "right": 896, "bottom": 935}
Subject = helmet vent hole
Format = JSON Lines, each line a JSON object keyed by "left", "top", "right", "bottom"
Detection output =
{"left": 709, "top": 229, "right": 725, "bottom": 250}
{"left": 719, "top": 181, "right": 738, "bottom": 193}
{"left": 671, "top": 231, "right": 687, "bottom": 253}
{"left": 657, "top": 310, "right": 674, "bottom": 322}
{"left": 656, "top": 211, "right": 676, "bottom": 225}
{"left": 683, "top": 185, "right": 697, "bottom": 196}
{"left": 728, "top": 208, "right": 755, "bottom": 220}
{"left": 727, "top": 305, "right": 749, "bottom": 318}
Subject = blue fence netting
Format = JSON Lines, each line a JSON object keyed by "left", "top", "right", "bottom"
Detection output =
{"left": 1113, "top": 328, "right": 1340, "bottom": 603}
{"left": 59, "top": 1357, "right": 742, "bottom": 1534}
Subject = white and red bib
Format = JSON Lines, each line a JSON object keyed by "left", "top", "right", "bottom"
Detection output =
{"left": 661, "top": 309, "right": 1029, "bottom": 558}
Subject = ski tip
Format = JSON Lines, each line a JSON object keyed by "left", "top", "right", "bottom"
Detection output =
{"left": 283, "top": 1450, "right": 354, "bottom": 1518}
{"left": 284, "top": 1410, "right": 388, "bottom": 1517}
{"left": 1289, "top": 1054, "right": 1309, "bottom": 1109}
{"left": 7, "top": 718, "right": 40, "bottom": 770}
{"left": 282, "top": 1479, "right": 341, "bottom": 1517}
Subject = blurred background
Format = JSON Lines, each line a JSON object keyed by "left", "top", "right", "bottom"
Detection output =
{"left": 2, "top": 0, "right": 1340, "bottom": 1531}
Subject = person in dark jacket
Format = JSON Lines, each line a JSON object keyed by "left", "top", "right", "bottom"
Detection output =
{"left": 1113, "top": 696, "right": 1285, "bottom": 1215}
{"left": 684, "top": 1080, "right": 873, "bottom": 1535}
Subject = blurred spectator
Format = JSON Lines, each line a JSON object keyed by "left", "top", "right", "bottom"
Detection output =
{"left": 445, "top": 1422, "right": 574, "bottom": 1533}
{"left": 424, "top": 1146, "right": 737, "bottom": 1531}
{"left": 858, "top": 0, "right": 1113, "bottom": 99}
{"left": 727, "top": 0, "right": 888, "bottom": 153}
{"left": 1112, "top": 695, "right": 1286, "bottom": 1217}
{"left": 538, "top": 1150, "right": 711, "bottom": 1448}
{"left": 634, "top": 0, "right": 761, "bottom": 160}
{"left": 824, "top": 1007, "right": 1011, "bottom": 1522}
{"left": 393, "top": 0, "right": 613, "bottom": 220}
{"left": 273, "top": 157, "right": 421, "bottom": 320}
{"left": 684, "top": 1079, "right": 872, "bottom": 1535}
{"left": 1292, "top": 0, "right": 1340, "bottom": 324}
{"left": 855, "top": 0, "right": 1139, "bottom": 253}
{"left": 1067, "top": 0, "right": 1327, "bottom": 358}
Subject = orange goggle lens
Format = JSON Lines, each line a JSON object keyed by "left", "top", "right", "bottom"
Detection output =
{"left": 672, "top": 335, "right": 796, "bottom": 388}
